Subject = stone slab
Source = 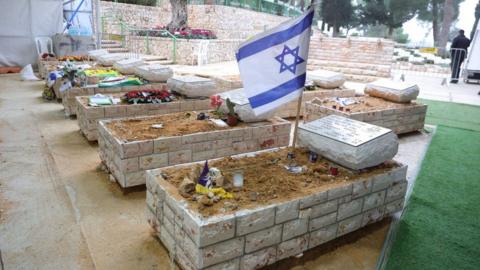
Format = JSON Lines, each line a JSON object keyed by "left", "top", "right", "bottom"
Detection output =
{"left": 365, "top": 79, "right": 419, "bottom": 103}
{"left": 167, "top": 76, "right": 218, "bottom": 98}
{"left": 298, "top": 115, "right": 398, "bottom": 170}
{"left": 134, "top": 64, "right": 173, "bottom": 82}
{"left": 307, "top": 69, "right": 345, "bottom": 89}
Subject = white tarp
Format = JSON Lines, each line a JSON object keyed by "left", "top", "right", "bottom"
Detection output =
{"left": 0, "top": 0, "right": 63, "bottom": 67}
{"left": 466, "top": 22, "right": 480, "bottom": 72}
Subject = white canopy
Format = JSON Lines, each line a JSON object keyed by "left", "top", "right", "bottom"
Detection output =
{"left": 0, "top": 0, "right": 63, "bottom": 67}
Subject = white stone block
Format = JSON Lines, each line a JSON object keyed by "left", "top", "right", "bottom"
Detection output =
{"left": 307, "top": 69, "right": 345, "bottom": 89}
{"left": 167, "top": 76, "right": 217, "bottom": 98}
{"left": 236, "top": 207, "right": 275, "bottom": 236}
{"left": 365, "top": 79, "right": 420, "bottom": 103}
{"left": 245, "top": 225, "right": 282, "bottom": 253}
{"left": 298, "top": 115, "right": 399, "bottom": 170}
{"left": 134, "top": 64, "right": 173, "bottom": 82}
{"left": 218, "top": 88, "right": 276, "bottom": 122}
{"left": 113, "top": 58, "right": 145, "bottom": 74}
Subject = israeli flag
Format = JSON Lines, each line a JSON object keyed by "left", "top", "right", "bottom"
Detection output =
{"left": 236, "top": 7, "right": 314, "bottom": 116}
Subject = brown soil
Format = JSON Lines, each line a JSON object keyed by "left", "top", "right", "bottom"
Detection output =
{"left": 160, "top": 147, "right": 399, "bottom": 217}
{"left": 106, "top": 111, "right": 248, "bottom": 141}
{"left": 313, "top": 96, "right": 419, "bottom": 113}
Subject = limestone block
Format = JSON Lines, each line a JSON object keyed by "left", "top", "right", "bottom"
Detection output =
{"left": 307, "top": 69, "right": 345, "bottom": 89}
{"left": 97, "top": 53, "right": 129, "bottom": 66}
{"left": 240, "top": 247, "right": 277, "bottom": 270}
{"left": 183, "top": 213, "right": 236, "bottom": 247}
{"left": 134, "top": 64, "right": 173, "bottom": 82}
{"left": 217, "top": 88, "right": 276, "bottom": 122}
{"left": 236, "top": 207, "right": 275, "bottom": 236}
{"left": 277, "top": 234, "right": 308, "bottom": 260}
{"left": 167, "top": 76, "right": 217, "bottom": 98}
{"left": 365, "top": 79, "right": 420, "bottom": 103}
{"left": 309, "top": 212, "right": 337, "bottom": 231}
{"left": 244, "top": 225, "right": 282, "bottom": 253}
{"left": 298, "top": 115, "right": 398, "bottom": 170}
{"left": 282, "top": 218, "right": 308, "bottom": 241}
{"left": 88, "top": 49, "right": 109, "bottom": 60}
{"left": 113, "top": 58, "right": 145, "bottom": 74}
{"left": 309, "top": 223, "right": 338, "bottom": 248}
{"left": 275, "top": 200, "right": 299, "bottom": 224}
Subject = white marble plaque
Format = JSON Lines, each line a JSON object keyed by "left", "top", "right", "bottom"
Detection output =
{"left": 218, "top": 88, "right": 249, "bottom": 105}
{"left": 299, "top": 115, "right": 391, "bottom": 147}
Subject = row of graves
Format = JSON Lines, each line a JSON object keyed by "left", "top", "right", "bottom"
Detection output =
{"left": 43, "top": 48, "right": 427, "bottom": 269}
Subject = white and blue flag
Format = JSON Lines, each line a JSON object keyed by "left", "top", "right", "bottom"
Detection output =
{"left": 236, "top": 7, "right": 314, "bottom": 116}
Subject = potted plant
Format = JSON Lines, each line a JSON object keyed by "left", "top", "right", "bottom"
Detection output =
{"left": 225, "top": 98, "right": 239, "bottom": 126}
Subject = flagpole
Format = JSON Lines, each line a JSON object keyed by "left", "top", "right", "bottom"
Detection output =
{"left": 291, "top": 88, "right": 304, "bottom": 148}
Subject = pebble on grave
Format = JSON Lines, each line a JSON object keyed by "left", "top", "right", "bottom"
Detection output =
{"left": 304, "top": 96, "right": 427, "bottom": 134}
{"left": 298, "top": 115, "right": 399, "bottom": 170}
{"left": 365, "top": 79, "right": 420, "bottom": 103}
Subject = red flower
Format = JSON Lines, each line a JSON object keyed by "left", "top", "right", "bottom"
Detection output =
{"left": 210, "top": 95, "right": 223, "bottom": 108}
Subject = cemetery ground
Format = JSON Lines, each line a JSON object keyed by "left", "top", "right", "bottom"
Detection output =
{"left": 0, "top": 73, "right": 479, "bottom": 269}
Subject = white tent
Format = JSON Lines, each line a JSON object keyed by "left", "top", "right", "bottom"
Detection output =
{"left": 465, "top": 21, "right": 480, "bottom": 80}
{"left": 0, "top": 0, "right": 63, "bottom": 67}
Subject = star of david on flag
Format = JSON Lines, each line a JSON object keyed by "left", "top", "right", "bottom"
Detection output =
{"left": 235, "top": 7, "right": 314, "bottom": 116}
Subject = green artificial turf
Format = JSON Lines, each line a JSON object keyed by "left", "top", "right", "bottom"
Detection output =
{"left": 384, "top": 100, "right": 480, "bottom": 270}
{"left": 418, "top": 99, "right": 480, "bottom": 131}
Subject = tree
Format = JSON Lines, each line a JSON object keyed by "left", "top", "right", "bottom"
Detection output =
{"left": 471, "top": 0, "right": 480, "bottom": 39}
{"left": 417, "top": 0, "right": 464, "bottom": 48}
{"left": 320, "top": 0, "right": 354, "bottom": 37}
{"left": 359, "top": 0, "right": 426, "bottom": 37}
{"left": 167, "top": 0, "right": 188, "bottom": 32}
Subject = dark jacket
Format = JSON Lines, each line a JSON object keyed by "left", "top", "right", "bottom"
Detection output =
{"left": 451, "top": 34, "right": 471, "bottom": 52}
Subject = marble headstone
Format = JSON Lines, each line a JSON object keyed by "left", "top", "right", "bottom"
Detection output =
{"left": 218, "top": 88, "right": 276, "bottom": 122}
{"left": 167, "top": 75, "right": 217, "bottom": 98}
{"left": 365, "top": 79, "right": 419, "bottom": 103}
{"left": 298, "top": 115, "right": 398, "bottom": 170}
{"left": 113, "top": 58, "right": 145, "bottom": 74}
{"left": 134, "top": 64, "right": 173, "bottom": 82}
{"left": 307, "top": 69, "right": 345, "bottom": 89}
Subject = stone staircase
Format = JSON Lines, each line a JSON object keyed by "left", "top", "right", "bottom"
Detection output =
{"left": 307, "top": 36, "right": 395, "bottom": 82}
{"left": 101, "top": 39, "right": 130, "bottom": 53}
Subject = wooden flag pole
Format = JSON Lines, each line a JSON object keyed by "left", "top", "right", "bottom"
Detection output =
{"left": 291, "top": 88, "right": 304, "bottom": 148}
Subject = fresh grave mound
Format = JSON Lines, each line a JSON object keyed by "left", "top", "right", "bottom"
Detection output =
{"left": 106, "top": 111, "right": 248, "bottom": 142}
{"left": 313, "top": 96, "right": 421, "bottom": 113}
{"left": 159, "top": 147, "right": 400, "bottom": 217}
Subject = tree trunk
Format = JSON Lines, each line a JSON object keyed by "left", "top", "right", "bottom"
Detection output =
{"left": 167, "top": 0, "right": 188, "bottom": 32}
{"left": 438, "top": 0, "right": 454, "bottom": 51}
{"left": 388, "top": 26, "right": 394, "bottom": 38}
{"left": 432, "top": 0, "right": 440, "bottom": 47}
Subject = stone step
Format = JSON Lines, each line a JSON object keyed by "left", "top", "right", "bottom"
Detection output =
{"left": 106, "top": 47, "right": 130, "bottom": 53}
{"left": 308, "top": 59, "right": 392, "bottom": 72}
{"left": 101, "top": 43, "right": 124, "bottom": 49}
{"left": 101, "top": 39, "right": 119, "bottom": 45}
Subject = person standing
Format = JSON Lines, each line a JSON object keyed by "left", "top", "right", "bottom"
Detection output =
{"left": 450, "top": 30, "right": 471, "bottom": 83}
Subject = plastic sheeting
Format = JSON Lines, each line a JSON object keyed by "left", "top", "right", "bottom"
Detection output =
{"left": 466, "top": 22, "right": 480, "bottom": 72}
{"left": 0, "top": 0, "right": 63, "bottom": 67}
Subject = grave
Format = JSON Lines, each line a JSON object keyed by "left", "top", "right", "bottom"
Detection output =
{"left": 76, "top": 92, "right": 211, "bottom": 141}
{"left": 298, "top": 115, "right": 398, "bottom": 170}
{"left": 304, "top": 96, "right": 427, "bottom": 134}
{"left": 145, "top": 148, "right": 408, "bottom": 270}
{"left": 62, "top": 83, "right": 167, "bottom": 116}
{"left": 218, "top": 87, "right": 356, "bottom": 121}
{"left": 98, "top": 112, "right": 291, "bottom": 188}
{"left": 167, "top": 76, "right": 218, "bottom": 98}
{"left": 365, "top": 79, "right": 419, "bottom": 103}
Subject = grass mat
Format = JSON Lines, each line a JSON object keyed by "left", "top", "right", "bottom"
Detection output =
{"left": 385, "top": 101, "right": 480, "bottom": 269}
{"left": 418, "top": 99, "right": 480, "bottom": 131}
